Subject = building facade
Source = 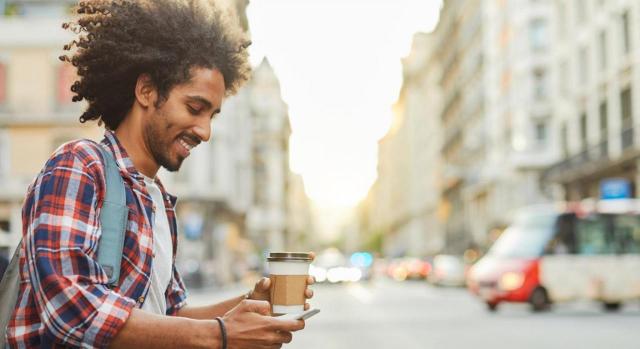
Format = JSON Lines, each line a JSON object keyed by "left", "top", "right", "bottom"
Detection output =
{"left": 362, "top": 32, "right": 444, "bottom": 257}
{"left": 434, "top": 0, "right": 557, "bottom": 253}
{"left": 0, "top": 3, "right": 100, "bottom": 257}
{"left": 544, "top": 0, "right": 640, "bottom": 202}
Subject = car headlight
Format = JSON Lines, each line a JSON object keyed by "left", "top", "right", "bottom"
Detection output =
{"left": 499, "top": 272, "right": 524, "bottom": 291}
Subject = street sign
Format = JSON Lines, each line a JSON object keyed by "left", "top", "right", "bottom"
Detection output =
{"left": 600, "top": 178, "right": 632, "bottom": 200}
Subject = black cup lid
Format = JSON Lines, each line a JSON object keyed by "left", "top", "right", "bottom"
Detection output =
{"left": 267, "top": 252, "right": 313, "bottom": 262}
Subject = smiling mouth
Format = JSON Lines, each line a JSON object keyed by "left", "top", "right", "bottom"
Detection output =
{"left": 178, "top": 135, "right": 199, "bottom": 153}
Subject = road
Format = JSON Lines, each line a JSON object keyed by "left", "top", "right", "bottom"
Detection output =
{"left": 189, "top": 278, "right": 640, "bottom": 349}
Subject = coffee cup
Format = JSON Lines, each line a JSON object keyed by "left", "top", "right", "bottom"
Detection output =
{"left": 267, "top": 252, "right": 313, "bottom": 315}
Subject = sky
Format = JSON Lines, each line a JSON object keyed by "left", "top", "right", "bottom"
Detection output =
{"left": 246, "top": 0, "right": 442, "bottom": 216}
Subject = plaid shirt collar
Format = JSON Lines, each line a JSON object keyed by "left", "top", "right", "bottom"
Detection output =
{"left": 101, "top": 130, "right": 178, "bottom": 207}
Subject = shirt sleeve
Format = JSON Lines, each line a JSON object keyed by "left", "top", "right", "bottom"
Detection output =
{"left": 23, "top": 150, "right": 136, "bottom": 348}
{"left": 165, "top": 264, "right": 188, "bottom": 316}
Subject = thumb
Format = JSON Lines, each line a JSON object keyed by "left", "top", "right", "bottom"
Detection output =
{"left": 243, "top": 299, "right": 271, "bottom": 316}
{"left": 259, "top": 277, "right": 271, "bottom": 291}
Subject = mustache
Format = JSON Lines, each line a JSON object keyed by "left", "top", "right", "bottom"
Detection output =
{"left": 180, "top": 133, "right": 201, "bottom": 147}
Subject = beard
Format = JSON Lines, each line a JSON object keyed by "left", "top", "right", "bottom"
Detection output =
{"left": 143, "top": 113, "right": 185, "bottom": 172}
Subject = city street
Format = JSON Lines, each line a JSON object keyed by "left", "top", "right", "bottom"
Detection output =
{"left": 190, "top": 278, "right": 640, "bottom": 349}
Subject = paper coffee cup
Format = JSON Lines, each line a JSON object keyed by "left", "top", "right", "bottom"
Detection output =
{"left": 267, "top": 252, "right": 313, "bottom": 315}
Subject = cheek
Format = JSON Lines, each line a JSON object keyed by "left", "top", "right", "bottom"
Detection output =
{"left": 156, "top": 107, "right": 179, "bottom": 132}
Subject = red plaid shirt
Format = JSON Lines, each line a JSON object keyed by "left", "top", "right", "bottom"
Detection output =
{"left": 6, "top": 131, "right": 187, "bottom": 348}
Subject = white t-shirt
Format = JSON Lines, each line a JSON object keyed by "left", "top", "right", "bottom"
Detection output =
{"left": 140, "top": 175, "right": 174, "bottom": 315}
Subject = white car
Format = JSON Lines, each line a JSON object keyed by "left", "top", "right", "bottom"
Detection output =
{"left": 428, "top": 255, "right": 466, "bottom": 287}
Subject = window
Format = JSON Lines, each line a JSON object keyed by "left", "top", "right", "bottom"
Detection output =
{"left": 534, "top": 120, "right": 547, "bottom": 146}
{"left": 545, "top": 214, "right": 577, "bottom": 255}
{"left": 533, "top": 69, "right": 547, "bottom": 100}
{"left": 576, "top": 215, "right": 614, "bottom": 255}
{"left": 599, "top": 100, "right": 608, "bottom": 136}
{"left": 613, "top": 215, "right": 640, "bottom": 254}
{"left": 622, "top": 10, "right": 631, "bottom": 55}
{"left": 580, "top": 113, "right": 588, "bottom": 149}
{"left": 579, "top": 46, "right": 589, "bottom": 85}
{"left": 529, "top": 18, "right": 548, "bottom": 51}
{"left": 598, "top": 30, "right": 607, "bottom": 71}
{"left": 0, "top": 220, "right": 9, "bottom": 234}
{"left": 621, "top": 87, "right": 632, "bottom": 127}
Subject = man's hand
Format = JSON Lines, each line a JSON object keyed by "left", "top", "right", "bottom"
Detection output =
{"left": 223, "top": 299, "right": 305, "bottom": 349}
{"left": 249, "top": 252, "right": 316, "bottom": 311}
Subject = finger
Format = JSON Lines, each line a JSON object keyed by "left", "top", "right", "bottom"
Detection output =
{"left": 271, "top": 331, "right": 293, "bottom": 344}
{"left": 281, "top": 331, "right": 293, "bottom": 344}
{"left": 259, "top": 277, "right": 271, "bottom": 290}
{"left": 307, "top": 275, "right": 316, "bottom": 285}
{"left": 304, "top": 302, "right": 310, "bottom": 311}
{"left": 272, "top": 318, "right": 305, "bottom": 332}
{"left": 243, "top": 299, "right": 272, "bottom": 316}
{"left": 309, "top": 251, "right": 316, "bottom": 261}
{"left": 305, "top": 288, "right": 314, "bottom": 299}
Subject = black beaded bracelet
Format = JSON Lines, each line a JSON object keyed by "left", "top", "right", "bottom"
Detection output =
{"left": 215, "top": 317, "right": 227, "bottom": 349}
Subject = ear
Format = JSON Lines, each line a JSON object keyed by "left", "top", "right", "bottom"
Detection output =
{"left": 134, "top": 74, "right": 158, "bottom": 109}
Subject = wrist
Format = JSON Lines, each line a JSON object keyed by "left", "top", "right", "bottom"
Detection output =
{"left": 195, "top": 320, "right": 222, "bottom": 349}
{"left": 215, "top": 317, "right": 228, "bottom": 349}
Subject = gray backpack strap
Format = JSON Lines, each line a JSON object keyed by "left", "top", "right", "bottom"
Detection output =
{"left": 0, "top": 239, "right": 22, "bottom": 349}
{"left": 96, "top": 145, "right": 128, "bottom": 287}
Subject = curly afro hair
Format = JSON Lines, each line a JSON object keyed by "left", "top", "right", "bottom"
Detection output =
{"left": 60, "top": 0, "right": 252, "bottom": 130}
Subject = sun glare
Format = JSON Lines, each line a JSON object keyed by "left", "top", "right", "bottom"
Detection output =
{"left": 247, "top": 0, "right": 442, "bottom": 209}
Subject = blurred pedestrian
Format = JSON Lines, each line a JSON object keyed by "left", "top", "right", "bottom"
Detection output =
{"left": 3, "top": 1, "right": 313, "bottom": 348}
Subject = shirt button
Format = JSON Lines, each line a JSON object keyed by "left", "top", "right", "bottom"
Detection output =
{"left": 138, "top": 296, "right": 145, "bottom": 304}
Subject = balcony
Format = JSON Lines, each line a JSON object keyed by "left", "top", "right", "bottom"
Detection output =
{"left": 0, "top": 112, "right": 79, "bottom": 127}
{"left": 544, "top": 126, "right": 640, "bottom": 184}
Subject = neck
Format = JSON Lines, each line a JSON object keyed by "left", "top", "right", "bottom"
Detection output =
{"left": 114, "top": 112, "right": 159, "bottom": 178}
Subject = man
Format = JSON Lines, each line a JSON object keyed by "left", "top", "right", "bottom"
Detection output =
{"left": 5, "top": 1, "right": 314, "bottom": 348}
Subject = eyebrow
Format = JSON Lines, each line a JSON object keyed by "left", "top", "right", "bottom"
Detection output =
{"left": 185, "top": 95, "right": 215, "bottom": 110}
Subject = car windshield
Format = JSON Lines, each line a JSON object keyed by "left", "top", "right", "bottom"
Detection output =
{"left": 488, "top": 211, "right": 558, "bottom": 258}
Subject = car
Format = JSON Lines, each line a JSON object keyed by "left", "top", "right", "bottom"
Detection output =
{"left": 428, "top": 255, "right": 466, "bottom": 287}
{"left": 309, "top": 248, "right": 362, "bottom": 283}
{"left": 386, "top": 257, "right": 431, "bottom": 281}
{"left": 467, "top": 202, "right": 640, "bottom": 312}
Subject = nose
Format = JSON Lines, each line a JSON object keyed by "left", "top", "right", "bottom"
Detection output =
{"left": 192, "top": 118, "right": 212, "bottom": 143}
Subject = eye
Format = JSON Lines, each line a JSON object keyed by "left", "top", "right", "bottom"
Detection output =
{"left": 187, "top": 105, "right": 201, "bottom": 115}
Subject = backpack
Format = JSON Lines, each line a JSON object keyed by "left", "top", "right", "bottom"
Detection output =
{"left": 0, "top": 145, "right": 128, "bottom": 348}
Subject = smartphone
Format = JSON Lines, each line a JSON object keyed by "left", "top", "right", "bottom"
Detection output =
{"left": 277, "top": 308, "right": 320, "bottom": 321}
